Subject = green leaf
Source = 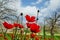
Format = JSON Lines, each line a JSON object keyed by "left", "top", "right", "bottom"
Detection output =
{"left": 0, "top": 37, "right": 4, "bottom": 40}
{"left": 5, "top": 34, "right": 12, "bottom": 40}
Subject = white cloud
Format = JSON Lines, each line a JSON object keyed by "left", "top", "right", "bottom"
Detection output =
{"left": 20, "top": 6, "right": 39, "bottom": 16}
{"left": 48, "top": 0, "right": 60, "bottom": 11}
{"left": 5, "top": 0, "right": 40, "bottom": 16}
{"left": 37, "top": 0, "right": 60, "bottom": 23}
{"left": 40, "top": 0, "right": 60, "bottom": 17}
{"left": 5, "top": 0, "right": 21, "bottom": 11}
{"left": 3, "top": 0, "right": 60, "bottom": 23}
{"left": 31, "top": 0, "right": 42, "bottom": 5}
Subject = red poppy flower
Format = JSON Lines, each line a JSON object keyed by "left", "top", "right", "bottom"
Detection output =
{"left": 31, "top": 16, "right": 35, "bottom": 22}
{"left": 30, "top": 23, "right": 40, "bottom": 33}
{"left": 3, "top": 22, "right": 14, "bottom": 29}
{"left": 25, "top": 15, "right": 31, "bottom": 22}
{"left": 14, "top": 23, "right": 24, "bottom": 28}
{"left": 26, "top": 23, "right": 32, "bottom": 28}
{"left": 8, "top": 24, "right": 14, "bottom": 29}
{"left": 3, "top": 22, "right": 8, "bottom": 27}
{"left": 30, "top": 33, "right": 36, "bottom": 38}
{"left": 14, "top": 23, "right": 19, "bottom": 27}
{"left": 35, "top": 29, "right": 40, "bottom": 33}
{"left": 35, "top": 36, "right": 39, "bottom": 40}
{"left": 25, "top": 15, "right": 36, "bottom": 22}
{"left": 18, "top": 24, "right": 24, "bottom": 28}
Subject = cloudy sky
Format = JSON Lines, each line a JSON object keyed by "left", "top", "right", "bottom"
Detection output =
{"left": 6, "top": 0, "right": 60, "bottom": 24}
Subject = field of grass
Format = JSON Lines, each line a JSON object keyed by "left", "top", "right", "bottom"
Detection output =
{"left": 0, "top": 33, "right": 60, "bottom": 40}
{"left": 0, "top": 28, "right": 60, "bottom": 40}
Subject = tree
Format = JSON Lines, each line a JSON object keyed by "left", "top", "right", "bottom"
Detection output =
{"left": 0, "top": 0, "right": 18, "bottom": 33}
{"left": 45, "top": 12, "right": 60, "bottom": 38}
{"left": 0, "top": 0, "right": 17, "bottom": 22}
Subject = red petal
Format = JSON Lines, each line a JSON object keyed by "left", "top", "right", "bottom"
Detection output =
{"left": 14, "top": 23, "right": 19, "bottom": 27}
{"left": 26, "top": 23, "right": 32, "bottom": 28}
{"left": 18, "top": 24, "right": 24, "bottom": 28}
{"left": 30, "top": 23, "right": 40, "bottom": 33}
{"left": 25, "top": 15, "right": 31, "bottom": 22}
{"left": 30, "top": 33, "right": 36, "bottom": 38}
{"left": 30, "top": 16, "right": 36, "bottom": 22}
{"left": 3, "top": 22, "right": 14, "bottom": 29}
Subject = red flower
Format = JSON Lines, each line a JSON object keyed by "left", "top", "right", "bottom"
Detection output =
{"left": 14, "top": 23, "right": 19, "bottom": 27}
{"left": 25, "top": 15, "right": 31, "bottom": 22}
{"left": 3, "top": 22, "right": 14, "bottom": 29}
{"left": 7, "top": 24, "right": 14, "bottom": 29}
{"left": 35, "top": 36, "right": 39, "bottom": 40}
{"left": 30, "top": 23, "right": 40, "bottom": 33}
{"left": 3, "top": 22, "right": 8, "bottom": 27}
{"left": 30, "top": 33, "right": 36, "bottom": 38}
{"left": 26, "top": 23, "right": 32, "bottom": 28}
{"left": 14, "top": 23, "right": 24, "bottom": 28}
{"left": 31, "top": 16, "right": 35, "bottom": 22}
{"left": 18, "top": 24, "right": 24, "bottom": 28}
{"left": 25, "top": 15, "right": 36, "bottom": 22}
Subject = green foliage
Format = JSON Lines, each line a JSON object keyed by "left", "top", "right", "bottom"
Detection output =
{"left": 5, "top": 34, "right": 12, "bottom": 40}
{"left": 0, "top": 37, "right": 4, "bottom": 40}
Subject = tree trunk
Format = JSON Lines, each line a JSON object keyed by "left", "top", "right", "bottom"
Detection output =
{"left": 43, "top": 25, "right": 45, "bottom": 39}
{"left": 51, "top": 25, "right": 54, "bottom": 38}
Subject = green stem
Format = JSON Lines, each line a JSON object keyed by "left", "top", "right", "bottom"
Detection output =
{"left": 4, "top": 29, "right": 7, "bottom": 39}
{"left": 31, "top": 38, "right": 34, "bottom": 40}
{"left": 24, "top": 28, "right": 28, "bottom": 40}
{"left": 14, "top": 27, "right": 17, "bottom": 40}
{"left": 17, "top": 29, "right": 20, "bottom": 40}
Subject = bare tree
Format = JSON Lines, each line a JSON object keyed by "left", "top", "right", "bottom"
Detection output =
{"left": 0, "top": 0, "right": 17, "bottom": 22}
{"left": 45, "top": 12, "right": 60, "bottom": 38}
{"left": 0, "top": 0, "right": 18, "bottom": 33}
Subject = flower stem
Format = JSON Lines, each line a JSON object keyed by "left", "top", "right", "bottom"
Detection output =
{"left": 31, "top": 38, "right": 34, "bottom": 40}
{"left": 14, "top": 27, "right": 17, "bottom": 40}
{"left": 4, "top": 29, "right": 7, "bottom": 39}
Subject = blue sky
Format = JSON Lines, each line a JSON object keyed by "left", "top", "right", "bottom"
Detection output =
{"left": 20, "top": 0, "right": 60, "bottom": 23}
{"left": 21, "top": 0, "right": 50, "bottom": 9}
{"left": 6, "top": 0, "right": 60, "bottom": 24}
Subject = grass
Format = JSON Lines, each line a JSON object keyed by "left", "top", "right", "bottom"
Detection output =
{"left": 0, "top": 34, "right": 60, "bottom": 40}
{"left": 0, "top": 37, "right": 4, "bottom": 40}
